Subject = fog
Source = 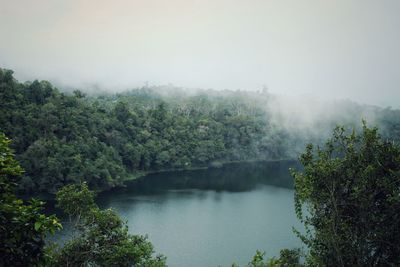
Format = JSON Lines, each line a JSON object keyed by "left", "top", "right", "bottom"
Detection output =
{"left": 1, "top": 0, "right": 400, "bottom": 107}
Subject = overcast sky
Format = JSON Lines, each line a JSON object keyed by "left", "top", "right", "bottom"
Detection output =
{"left": 1, "top": 0, "right": 399, "bottom": 107}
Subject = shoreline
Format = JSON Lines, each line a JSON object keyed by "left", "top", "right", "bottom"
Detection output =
{"left": 22, "top": 158, "right": 298, "bottom": 199}
{"left": 122, "top": 158, "right": 297, "bottom": 183}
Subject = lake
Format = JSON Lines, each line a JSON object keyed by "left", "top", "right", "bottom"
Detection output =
{"left": 55, "top": 160, "right": 304, "bottom": 267}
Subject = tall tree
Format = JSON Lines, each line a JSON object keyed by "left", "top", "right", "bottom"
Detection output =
{"left": 292, "top": 123, "right": 400, "bottom": 266}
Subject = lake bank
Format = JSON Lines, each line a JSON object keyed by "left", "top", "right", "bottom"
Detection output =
{"left": 123, "top": 158, "right": 298, "bottom": 183}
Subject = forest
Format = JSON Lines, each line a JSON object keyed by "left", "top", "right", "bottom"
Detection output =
{"left": 1, "top": 68, "right": 400, "bottom": 194}
{"left": 1, "top": 69, "right": 400, "bottom": 266}
{"left": 2, "top": 112, "right": 399, "bottom": 266}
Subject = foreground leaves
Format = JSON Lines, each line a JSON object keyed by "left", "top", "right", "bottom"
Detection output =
{"left": 292, "top": 123, "right": 400, "bottom": 266}
{"left": 0, "top": 133, "right": 61, "bottom": 266}
{"left": 51, "top": 183, "right": 167, "bottom": 267}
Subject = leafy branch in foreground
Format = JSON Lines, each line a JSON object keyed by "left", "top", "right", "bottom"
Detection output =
{"left": 231, "top": 249, "right": 302, "bottom": 267}
{"left": 291, "top": 122, "right": 400, "bottom": 266}
{"left": 51, "top": 183, "right": 167, "bottom": 267}
{"left": 0, "top": 133, "right": 61, "bottom": 266}
{"left": 239, "top": 122, "right": 400, "bottom": 267}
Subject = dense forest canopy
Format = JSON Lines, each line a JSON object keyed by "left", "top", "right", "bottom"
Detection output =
{"left": 1, "top": 68, "right": 399, "bottom": 194}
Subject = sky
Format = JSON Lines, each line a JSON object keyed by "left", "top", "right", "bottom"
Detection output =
{"left": 1, "top": 0, "right": 399, "bottom": 107}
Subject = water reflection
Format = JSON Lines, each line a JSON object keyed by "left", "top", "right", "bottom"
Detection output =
{"left": 99, "top": 160, "right": 299, "bottom": 199}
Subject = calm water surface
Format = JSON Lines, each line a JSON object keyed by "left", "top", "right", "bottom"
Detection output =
{"left": 57, "top": 161, "right": 304, "bottom": 267}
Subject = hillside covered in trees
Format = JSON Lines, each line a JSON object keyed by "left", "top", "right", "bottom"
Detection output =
{"left": 1, "top": 68, "right": 399, "bottom": 194}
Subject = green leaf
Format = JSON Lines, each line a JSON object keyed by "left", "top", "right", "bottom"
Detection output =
{"left": 34, "top": 221, "right": 42, "bottom": 231}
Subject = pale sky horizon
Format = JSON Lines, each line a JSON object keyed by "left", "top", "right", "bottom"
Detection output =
{"left": 1, "top": 0, "right": 400, "bottom": 107}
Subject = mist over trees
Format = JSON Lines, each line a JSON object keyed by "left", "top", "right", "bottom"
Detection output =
{"left": 1, "top": 68, "right": 399, "bottom": 194}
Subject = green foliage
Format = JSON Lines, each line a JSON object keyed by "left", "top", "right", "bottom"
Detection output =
{"left": 2, "top": 68, "right": 399, "bottom": 194}
{"left": 276, "top": 249, "right": 303, "bottom": 267}
{"left": 56, "top": 182, "right": 96, "bottom": 222}
{"left": 52, "top": 184, "right": 167, "bottom": 267}
{"left": 2, "top": 69, "right": 400, "bottom": 265}
{"left": 0, "top": 68, "right": 296, "bottom": 193}
{"left": 0, "top": 133, "right": 61, "bottom": 266}
{"left": 248, "top": 250, "right": 270, "bottom": 267}
{"left": 291, "top": 123, "right": 400, "bottom": 266}
{"left": 231, "top": 249, "right": 302, "bottom": 267}
{"left": 241, "top": 123, "right": 400, "bottom": 267}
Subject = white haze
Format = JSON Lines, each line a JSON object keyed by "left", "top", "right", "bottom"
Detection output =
{"left": 0, "top": 0, "right": 400, "bottom": 108}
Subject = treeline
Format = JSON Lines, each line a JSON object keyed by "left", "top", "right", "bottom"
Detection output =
{"left": 1, "top": 68, "right": 399, "bottom": 193}
{"left": 0, "top": 69, "right": 290, "bottom": 193}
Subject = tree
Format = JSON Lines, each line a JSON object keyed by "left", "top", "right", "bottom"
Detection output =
{"left": 55, "top": 182, "right": 96, "bottom": 226}
{"left": 292, "top": 123, "right": 400, "bottom": 266}
{"left": 231, "top": 249, "right": 302, "bottom": 267}
{"left": 0, "top": 133, "right": 61, "bottom": 266}
{"left": 53, "top": 183, "right": 167, "bottom": 267}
